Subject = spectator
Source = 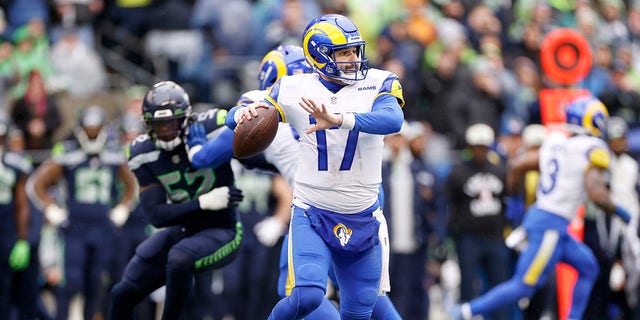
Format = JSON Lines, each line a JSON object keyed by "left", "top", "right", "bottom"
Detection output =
{"left": 50, "top": 29, "right": 107, "bottom": 97}
{"left": 382, "top": 121, "right": 436, "bottom": 320}
{"left": 10, "top": 70, "right": 61, "bottom": 153}
{"left": 446, "top": 123, "right": 509, "bottom": 320}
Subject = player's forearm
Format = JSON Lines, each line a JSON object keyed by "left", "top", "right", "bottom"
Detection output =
{"left": 348, "top": 96, "right": 403, "bottom": 134}
{"left": 140, "top": 184, "right": 201, "bottom": 228}
{"left": 225, "top": 105, "right": 244, "bottom": 130}
{"left": 190, "top": 128, "right": 235, "bottom": 169}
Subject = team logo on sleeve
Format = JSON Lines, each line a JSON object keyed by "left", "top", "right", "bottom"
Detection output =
{"left": 333, "top": 223, "right": 352, "bottom": 247}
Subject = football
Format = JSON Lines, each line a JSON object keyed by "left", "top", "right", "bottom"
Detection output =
{"left": 233, "top": 105, "right": 279, "bottom": 159}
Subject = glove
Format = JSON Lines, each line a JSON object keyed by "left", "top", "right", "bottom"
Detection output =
{"left": 187, "top": 123, "right": 207, "bottom": 162}
{"left": 110, "top": 203, "right": 130, "bottom": 227}
{"left": 615, "top": 205, "right": 632, "bottom": 224}
{"left": 198, "top": 186, "right": 244, "bottom": 211}
{"left": 45, "top": 204, "right": 68, "bottom": 227}
{"left": 505, "top": 194, "right": 525, "bottom": 225}
{"left": 254, "top": 217, "right": 287, "bottom": 247}
{"left": 9, "top": 239, "right": 30, "bottom": 271}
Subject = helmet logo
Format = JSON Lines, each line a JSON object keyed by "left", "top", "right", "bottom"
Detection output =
{"left": 153, "top": 109, "right": 175, "bottom": 118}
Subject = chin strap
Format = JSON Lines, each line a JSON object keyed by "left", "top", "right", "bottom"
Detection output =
{"left": 154, "top": 135, "right": 183, "bottom": 151}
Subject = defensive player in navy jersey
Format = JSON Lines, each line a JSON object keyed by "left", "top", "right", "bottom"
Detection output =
{"left": 31, "top": 105, "right": 137, "bottom": 320}
{"left": 0, "top": 117, "right": 32, "bottom": 318}
{"left": 108, "top": 81, "right": 244, "bottom": 319}
{"left": 226, "top": 14, "right": 404, "bottom": 320}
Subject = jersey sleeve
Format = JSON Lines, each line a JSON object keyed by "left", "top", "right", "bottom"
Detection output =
{"left": 4, "top": 152, "right": 32, "bottom": 175}
{"left": 127, "top": 135, "right": 159, "bottom": 187}
{"left": 196, "top": 108, "right": 228, "bottom": 133}
{"left": 376, "top": 74, "right": 405, "bottom": 107}
{"left": 264, "top": 80, "right": 286, "bottom": 123}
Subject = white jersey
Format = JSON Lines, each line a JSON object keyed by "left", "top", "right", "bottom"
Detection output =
{"left": 238, "top": 89, "right": 299, "bottom": 188}
{"left": 267, "top": 69, "right": 397, "bottom": 213}
{"left": 535, "top": 132, "right": 610, "bottom": 220}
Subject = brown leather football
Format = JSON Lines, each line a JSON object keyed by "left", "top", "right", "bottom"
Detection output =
{"left": 232, "top": 105, "right": 279, "bottom": 159}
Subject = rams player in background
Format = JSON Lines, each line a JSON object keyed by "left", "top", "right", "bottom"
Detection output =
{"left": 449, "top": 96, "right": 637, "bottom": 320}
{"left": 226, "top": 14, "right": 404, "bottom": 320}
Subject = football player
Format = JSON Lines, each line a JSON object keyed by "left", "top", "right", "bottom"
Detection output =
{"left": 107, "top": 81, "right": 244, "bottom": 319}
{"left": 449, "top": 96, "right": 636, "bottom": 320}
{"left": 0, "top": 116, "right": 32, "bottom": 317}
{"left": 226, "top": 14, "right": 405, "bottom": 320}
{"left": 31, "top": 105, "right": 137, "bottom": 320}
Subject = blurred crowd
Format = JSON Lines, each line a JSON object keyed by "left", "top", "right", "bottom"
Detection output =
{"left": 0, "top": 0, "right": 640, "bottom": 319}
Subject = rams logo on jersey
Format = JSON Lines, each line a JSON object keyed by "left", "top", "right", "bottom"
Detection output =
{"left": 333, "top": 223, "right": 352, "bottom": 247}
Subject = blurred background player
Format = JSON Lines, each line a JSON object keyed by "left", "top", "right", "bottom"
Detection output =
{"left": 108, "top": 81, "right": 244, "bottom": 319}
{"left": 0, "top": 116, "right": 33, "bottom": 318}
{"left": 449, "top": 96, "right": 637, "bottom": 320}
{"left": 30, "top": 105, "right": 137, "bottom": 320}
{"left": 226, "top": 13, "right": 404, "bottom": 320}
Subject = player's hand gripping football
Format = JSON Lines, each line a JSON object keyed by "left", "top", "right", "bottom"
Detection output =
{"left": 299, "top": 97, "right": 343, "bottom": 133}
{"left": 198, "top": 186, "right": 244, "bottom": 211}
{"left": 235, "top": 102, "right": 271, "bottom": 126}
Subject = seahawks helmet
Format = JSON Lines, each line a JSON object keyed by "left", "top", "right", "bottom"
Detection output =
{"left": 302, "top": 14, "right": 369, "bottom": 84}
{"left": 565, "top": 96, "right": 609, "bottom": 139}
{"left": 258, "top": 45, "right": 312, "bottom": 90}
{"left": 74, "top": 105, "right": 108, "bottom": 154}
{"left": 142, "top": 81, "right": 192, "bottom": 151}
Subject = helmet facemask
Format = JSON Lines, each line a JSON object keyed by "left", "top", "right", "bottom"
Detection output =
{"left": 145, "top": 108, "right": 191, "bottom": 151}
{"left": 75, "top": 126, "right": 107, "bottom": 155}
{"left": 320, "top": 43, "right": 369, "bottom": 85}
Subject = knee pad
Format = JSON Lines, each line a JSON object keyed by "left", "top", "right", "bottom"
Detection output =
{"left": 340, "top": 287, "right": 378, "bottom": 320}
{"left": 296, "top": 263, "right": 325, "bottom": 283}
{"left": 289, "top": 286, "right": 325, "bottom": 316}
{"left": 166, "top": 247, "right": 194, "bottom": 274}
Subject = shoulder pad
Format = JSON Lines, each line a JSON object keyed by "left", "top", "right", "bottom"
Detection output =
{"left": 4, "top": 152, "right": 32, "bottom": 174}
{"left": 194, "top": 109, "right": 228, "bottom": 133}
{"left": 588, "top": 147, "right": 610, "bottom": 169}
{"left": 379, "top": 73, "right": 405, "bottom": 107}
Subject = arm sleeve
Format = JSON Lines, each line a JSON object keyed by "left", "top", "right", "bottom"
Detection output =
{"left": 225, "top": 105, "right": 244, "bottom": 130}
{"left": 190, "top": 127, "right": 235, "bottom": 169}
{"left": 352, "top": 94, "right": 404, "bottom": 134}
{"left": 140, "top": 184, "right": 201, "bottom": 228}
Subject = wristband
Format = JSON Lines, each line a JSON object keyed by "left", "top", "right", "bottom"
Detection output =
{"left": 339, "top": 113, "right": 356, "bottom": 130}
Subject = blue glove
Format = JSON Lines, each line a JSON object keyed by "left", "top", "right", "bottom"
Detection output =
{"left": 614, "top": 205, "right": 632, "bottom": 224}
{"left": 505, "top": 194, "right": 525, "bottom": 226}
{"left": 187, "top": 123, "right": 207, "bottom": 149}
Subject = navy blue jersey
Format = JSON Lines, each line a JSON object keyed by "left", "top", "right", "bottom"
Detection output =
{"left": 0, "top": 152, "right": 31, "bottom": 232}
{"left": 127, "top": 109, "right": 237, "bottom": 228}
{"left": 51, "top": 138, "right": 126, "bottom": 223}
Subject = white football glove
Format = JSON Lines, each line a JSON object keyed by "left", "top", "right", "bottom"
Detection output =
{"left": 110, "top": 204, "right": 130, "bottom": 227}
{"left": 198, "top": 186, "right": 230, "bottom": 211}
{"left": 45, "top": 204, "right": 68, "bottom": 227}
{"left": 254, "top": 217, "right": 287, "bottom": 247}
